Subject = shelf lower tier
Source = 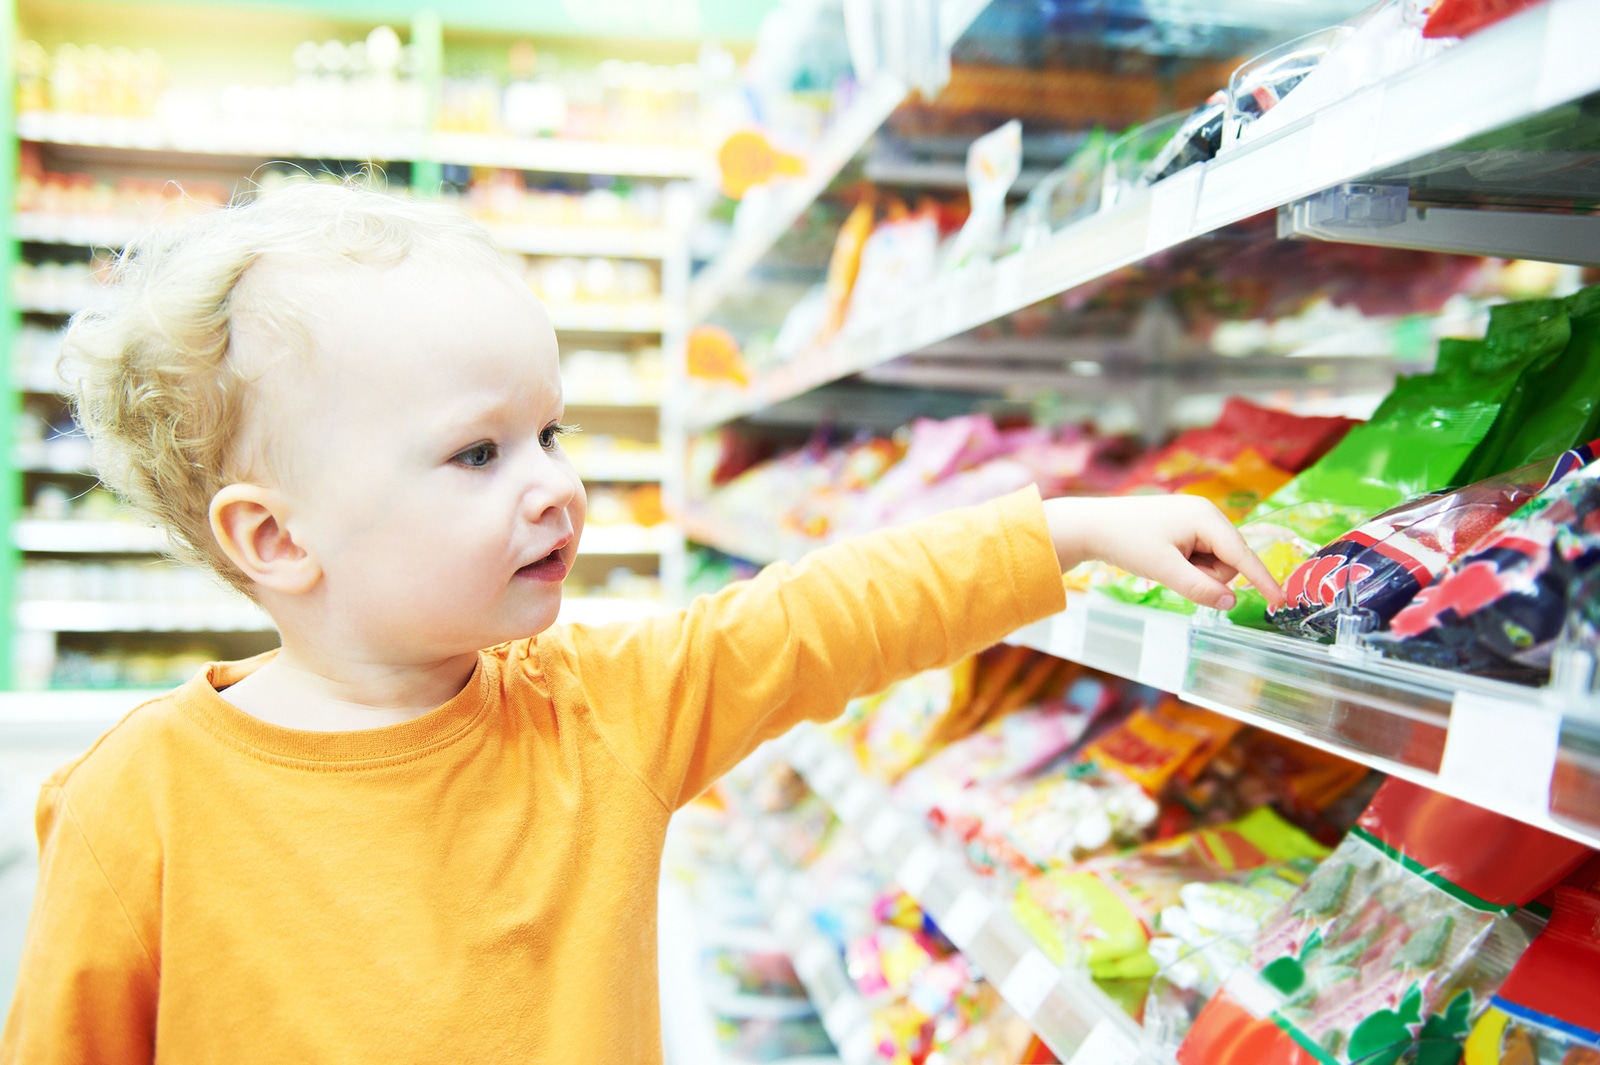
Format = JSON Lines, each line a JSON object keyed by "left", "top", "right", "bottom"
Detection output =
{"left": 1007, "top": 592, "right": 1600, "bottom": 849}
{"left": 781, "top": 724, "right": 1151, "bottom": 1065}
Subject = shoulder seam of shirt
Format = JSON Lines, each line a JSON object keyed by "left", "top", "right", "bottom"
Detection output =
{"left": 44, "top": 692, "right": 181, "bottom": 788}
{"left": 533, "top": 632, "right": 675, "bottom": 815}
{"left": 52, "top": 784, "right": 160, "bottom": 975}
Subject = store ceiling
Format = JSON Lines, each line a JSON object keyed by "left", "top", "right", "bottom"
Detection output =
{"left": 27, "top": 0, "right": 781, "bottom": 39}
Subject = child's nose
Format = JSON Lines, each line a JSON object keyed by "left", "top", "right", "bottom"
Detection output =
{"left": 518, "top": 454, "right": 581, "bottom": 522}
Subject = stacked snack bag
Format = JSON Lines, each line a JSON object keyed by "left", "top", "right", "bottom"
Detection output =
{"left": 819, "top": 657, "right": 1597, "bottom": 1065}
{"left": 1231, "top": 286, "right": 1600, "bottom": 639}
{"left": 1176, "top": 779, "right": 1594, "bottom": 1065}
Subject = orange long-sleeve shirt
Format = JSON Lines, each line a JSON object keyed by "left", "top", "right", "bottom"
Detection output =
{"left": 2, "top": 488, "right": 1064, "bottom": 1063}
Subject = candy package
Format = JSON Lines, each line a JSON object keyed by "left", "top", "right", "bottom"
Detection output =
{"left": 1177, "top": 779, "right": 1595, "bottom": 1065}
{"left": 1144, "top": 863, "right": 1319, "bottom": 1058}
{"left": 1229, "top": 296, "right": 1574, "bottom": 628}
{"left": 967, "top": 762, "right": 1161, "bottom": 876}
{"left": 1116, "top": 398, "right": 1358, "bottom": 495}
{"left": 1271, "top": 442, "right": 1599, "bottom": 641}
{"left": 1464, "top": 876, "right": 1600, "bottom": 1065}
{"left": 1084, "top": 699, "right": 1245, "bottom": 795}
{"left": 837, "top": 660, "right": 977, "bottom": 782}
{"left": 1013, "top": 807, "right": 1329, "bottom": 981}
{"left": 892, "top": 679, "right": 1121, "bottom": 824}
{"left": 1454, "top": 287, "right": 1600, "bottom": 485}
{"left": 1382, "top": 455, "right": 1600, "bottom": 680}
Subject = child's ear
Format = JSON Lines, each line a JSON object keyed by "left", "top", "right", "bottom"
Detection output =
{"left": 209, "top": 484, "right": 321, "bottom": 596}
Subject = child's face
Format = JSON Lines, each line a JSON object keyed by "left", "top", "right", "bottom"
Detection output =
{"left": 253, "top": 256, "right": 585, "bottom": 659}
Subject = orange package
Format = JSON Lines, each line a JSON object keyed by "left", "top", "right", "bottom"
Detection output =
{"left": 1084, "top": 699, "right": 1243, "bottom": 795}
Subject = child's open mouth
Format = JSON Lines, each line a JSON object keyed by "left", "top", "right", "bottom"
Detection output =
{"left": 516, "top": 545, "right": 570, "bottom": 583}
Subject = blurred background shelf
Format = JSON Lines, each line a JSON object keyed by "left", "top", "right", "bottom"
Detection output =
{"left": 15, "top": 113, "right": 709, "bottom": 179}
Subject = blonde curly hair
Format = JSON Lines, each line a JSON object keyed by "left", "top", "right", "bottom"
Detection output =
{"left": 62, "top": 179, "right": 512, "bottom": 596}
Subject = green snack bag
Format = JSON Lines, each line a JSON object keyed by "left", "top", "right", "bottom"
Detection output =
{"left": 1224, "top": 312, "right": 1551, "bottom": 629}
{"left": 1453, "top": 297, "right": 1577, "bottom": 483}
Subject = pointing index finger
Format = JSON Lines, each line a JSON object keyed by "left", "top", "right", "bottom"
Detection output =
{"left": 1204, "top": 518, "right": 1284, "bottom": 610}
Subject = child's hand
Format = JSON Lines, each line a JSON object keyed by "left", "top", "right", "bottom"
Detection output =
{"left": 1043, "top": 495, "right": 1285, "bottom": 611}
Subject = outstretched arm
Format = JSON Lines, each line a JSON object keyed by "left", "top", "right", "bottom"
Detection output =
{"left": 544, "top": 487, "right": 1280, "bottom": 809}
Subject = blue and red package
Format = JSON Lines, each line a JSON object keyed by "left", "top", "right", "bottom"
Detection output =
{"left": 1270, "top": 443, "right": 1599, "bottom": 641}
{"left": 1378, "top": 453, "right": 1600, "bottom": 680}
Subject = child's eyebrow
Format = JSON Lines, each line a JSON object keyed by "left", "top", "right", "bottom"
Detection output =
{"left": 429, "top": 393, "right": 565, "bottom": 439}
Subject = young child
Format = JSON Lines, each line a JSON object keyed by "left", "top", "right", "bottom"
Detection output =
{"left": 1, "top": 182, "right": 1282, "bottom": 1063}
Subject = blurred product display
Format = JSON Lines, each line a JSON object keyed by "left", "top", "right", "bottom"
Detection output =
{"left": 667, "top": 0, "right": 1600, "bottom": 1060}
{"left": 4, "top": 0, "right": 1600, "bottom": 1061}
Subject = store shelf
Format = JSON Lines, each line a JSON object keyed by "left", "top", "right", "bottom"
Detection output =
{"left": 724, "top": 814, "right": 874, "bottom": 1065}
{"left": 579, "top": 523, "right": 681, "bottom": 555}
{"left": 780, "top": 723, "right": 1150, "bottom": 1065}
{"left": 481, "top": 224, "right": 675, "bottom": 260}
{"left": 9, "top": 295, "right": 665, "bottom": 333}
{"left": 13, "top": 212, "right": 146, "bottom": 248}
{"left": 546, "top": 303, "right": 665, "bottom": 334}
{"left": 13, "top": 520, "right": 167, "bottom": 553}
{"left": 16, "top": 598, "right": 275, "bottom": 633}
{"left": 1279, "top": 201, "right": 1600, "bottom": 268}
{"left": 12, "top": 519, "right": 678, "bottom": 559}
{"left": 556, "top": 597, "right": 668, "bottom": 626}
{"left": 1005, "top": 591, "right": 1600, "bottom": 850}
{"left": 16, "top": 112, "right": 709, "bottom": 178}
{"left": 679, "top": 510, "right": 796, "bottom": 565}
{"left": 683, "top": 0, "right": 1600, "bottom": 431}
{"left": 0, "top": 688, "right": 139, "bottom": 744}
{"left": 685, "top": 0, "right": 993, "bottom": 325}
{"left": 686, "top": 78, "right": 907, "bottom": 325}
{"left": 13, "top": 213, "right": 678, "bottom": 260}
{"left": 570, "top": 451, "right": 664, "bottom": 482}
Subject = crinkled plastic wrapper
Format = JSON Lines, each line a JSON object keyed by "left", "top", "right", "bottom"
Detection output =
{"left": 1270, "top": 444, "right": 1597, "bottom": 641}
{"left": 1378, "top": 457, "right": 1600, "bottom": 680}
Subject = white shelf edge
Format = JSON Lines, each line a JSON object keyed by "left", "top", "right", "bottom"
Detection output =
{"left": 570, "top": 454, "right": 665, "bottom": 482}
{"left": 779, "top": 725, "right": 1152, "bottom": 1065}
{"left": 1004, "top": 590, "right": 1600, "bottom": 851}
{"left": 17, "top": 113, "right": 710, "bottom": 178}
{"left": 14, "top": 213, "right": 677, "bottom": 260}
{"left": 556, "top": 597, "right": 668, "bottom": 626}
{"left": 683, "top": 0, "right": 1600, "bottom": 431}
{"left": 14, "top": 519, "right": 169, "bottom": 553}
{"left": 579, "top": 523, "right": 682, "bottom": 555}
{"left": 16, "top": 598, "right": 276, "bottom": 633}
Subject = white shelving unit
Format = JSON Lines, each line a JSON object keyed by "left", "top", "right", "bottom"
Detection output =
{"left": 14, "top": 112, "right": 709, "bottom": 179}
{"left": 682, "top": 0, "right": 1600, "bottom": 432}
{"left": 672, "top": 5, "right": 1600, "bottom": 1059}
{"left": 684, "top": 0, "right": 994, "bottom": 326}
{"left": 723, "top": 813, "right": 875, "bottom": 1065}
{"left": 16, "top": 212, "right": 680, "bottom": 262}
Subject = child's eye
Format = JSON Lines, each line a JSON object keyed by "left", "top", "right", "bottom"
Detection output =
{"left": 452, "top": 441, "right": 498, "bottom": 468}
{"left": 540, "top": 423, "right": 577, "bottom": 451}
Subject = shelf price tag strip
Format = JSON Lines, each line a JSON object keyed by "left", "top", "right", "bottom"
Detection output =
{"left": 936, "top": 889, "right": 994, "bottom": 951}
{"left": 996, "top": 947, "right": 1062, "bottom": 1021}
{"left": 1136, "top": 612, "right": 1191, "bottom": 692}
{"left": 1440, "top": 691, "right": 1563, "bottom": 823}
{"left": 895, "top": 842, "right": 944, "bottom": 901}
{"left": 1066, "top": 1018, "right": 1142, "bottom": 1065}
